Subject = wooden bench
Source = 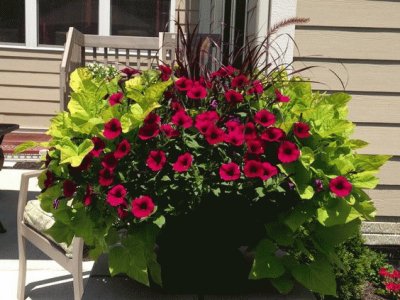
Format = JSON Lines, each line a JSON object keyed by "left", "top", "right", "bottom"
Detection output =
{"left": 60, "top": 27, "right": 177, "bottom": 110}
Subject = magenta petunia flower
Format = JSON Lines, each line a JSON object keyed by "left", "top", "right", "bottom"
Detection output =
{"left": 121, "top": 67, "right": 140, "bottom": 78}
{"left": 117, "top": 203, "right": 129, "bottom": 219}
{"left": 175, "top": 77, "right": 193, "bottom": 91}
{"left": 114, "top": 139, "right": 131, "bottom": 159}
{"left": 224, "top": 130, "right": 245, "bottom": 146}
{"left": 244, "top": 122, "right": 258, "bottom": 140}
{"left": 294, "top": 122, "right": 311, "bottom": 138}
{"left": 252, "top": 80, "right": 264, "bottom": 94}
{"left": 329, "top": 176, "right": 352, "bottom": 197}
{"left": 146, "top": 150, "right": 167, "bottom": 171}
{"left": 219, "top": 162, "right": 241, "bottom": 181}
{"left": 170, "top": 99, "right": 184, "bottom": 111}
{"left": 138, "top": 123, "right": 160, "bottom": 140}
{"left": 244, "top": 160, "right": 264, "bottom": 178}
{"left": 195, "top": 119, "right": 213, "bottom": 135}
{"left": 131, "top": 195, "right": 155, "bottom": 218}
{"left": 260, "top": 162, "right": 278, "bottom": 181}
{"left": 44, "top": 171, "right": 55, "bottom": 188}
{"left": 103, "top": 118, "right": 122, "bottom": 140}
{"left": 83, "top": 185, "right": 93, "bottom": 206}
{"left": 275, "top": 89, "right": 290, "bottom": 102}
{"left": 212, "top": 65, "right": 237, "bottom": 78}
{"left": 225, "top": 89, "right": 243, "bottom": 104}
{"left": 278, "top": 141, "right": 300, "bottom": 163}
{"left": 99, "top": 168, "right": 114, "bottom": 186}
{"left": 144, "top": 112, "right": 161, "bottom": 125}
{"left": 205, "top": 125, "right": 225, "bottom": 145}
{"left": 225, "top": 120, "right": 243, "bottom": 132}
{"left": 196, "top": 111, "right": 219, "bottom": 123}
{"left": 101, "top": 152, "right": 118, "bottom": 170}
{"left": 173, "top": 153, "right": 193, "bottom": 173}
{"left": 171, "top": 110, "right": 193, "bottom": 129}
{"left": 161, "top": 124, "right": 179, "bottom": 138}
{"left": 108, "top": 92, "right": 124, "bottom": 106}
{"left": 261, "top": 127, "right": 286, "bottom": 142}
{"left": 231, "top": 74, "right": 249, "bottom": 89}
{"left": 107, "top": 184, "right": 127, "bottom": 207}
{"left": 187, "top": 82, "right": 207, "bottom": 99}
{"left": 159, "top": 64, "right": 172, "bottom": 81}
{"left": 63, "top": 180, "right": 76, "bottom": 197}
{"left": 254, "top": 109, "right": 276, "bottom": 127}
{"left": 91, "top": 137, "right": 106, "bottom": 157}
{"left": 246, "top": 139, "right": 264, "bottom": 154}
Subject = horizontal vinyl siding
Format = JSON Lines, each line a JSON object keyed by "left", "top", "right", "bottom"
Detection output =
{"left": 295, "top": 0, "right": 400, "bottom": 217}
{"left": 0, "top": 49, "right": 62, "bottom": 130}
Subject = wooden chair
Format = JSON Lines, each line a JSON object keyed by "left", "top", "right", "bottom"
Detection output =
{"left": 60, "top": 27, "right": 177, "bottom": 110}
{"left": 17, "top": 170, "right": 84, "bottom": 300}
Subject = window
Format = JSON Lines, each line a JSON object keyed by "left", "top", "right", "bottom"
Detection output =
{"left": 112, "top": 0, "right": 170, "bottom": 37}
{"left": 0, "top": 1, "right": 25, "bottom": 43}
{"left": 38, "top": 0, "right": 99, "bottom": 45}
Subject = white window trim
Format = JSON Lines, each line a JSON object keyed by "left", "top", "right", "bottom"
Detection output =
{"left": 0, "top": 0, "right": 175, "bottom": 50}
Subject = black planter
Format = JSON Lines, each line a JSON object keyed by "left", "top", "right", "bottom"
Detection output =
{"left": 156, "top": 195, "right": 266, "bottom": 294}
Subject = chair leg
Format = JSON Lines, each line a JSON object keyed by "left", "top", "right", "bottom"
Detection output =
{"left": 17, "top": 235, "right": 27, "bottom": 300}
{"left": 72, "top": 255, "right": 83, "bottom": 300}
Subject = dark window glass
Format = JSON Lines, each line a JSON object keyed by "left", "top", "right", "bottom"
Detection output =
{"left": 39, "top": 0, "right": 98, "bottom": 45}
{"left": 0, "top": 1, "right": 25, "bottom": 43}
{"left": 112, "top": 0, "right": 170, "bottom": 37}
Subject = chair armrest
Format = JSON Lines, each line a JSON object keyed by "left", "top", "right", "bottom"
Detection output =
{"left": 17, "top": 170, "right": 44, "bottom": 225}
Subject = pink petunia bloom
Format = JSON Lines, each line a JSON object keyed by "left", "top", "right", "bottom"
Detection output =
{"left": 117, "top": 203, "right": 129, "bottom": 219}
{"left": 101, "top": 152, "right": 118, "bottom": 170}
{"left": 212, "top": 65, "right": 237, "bottom": 78}
{"left": 195, "top": 119, "right": 214, "bottom": 135}
{"left": 278, "top": 141, "right": 300, "bottom": 163}
{"left": 329, "top": 176, "right": 352, "bottom": 197}
{"left": 196, "top": 111, "right": 220, "bottom": 123}
{"left": 275, "top": 89, "right": 290, "bottom": 103}
{"left": 107, "top": 184, "right": 127, "bottom": 207}
{"left": 260, "top": 162, "right": 278, "bottom": 181}
{"left": 244, "top": 122, "right": 258, "bottom": 140}
{"left": 261, "top": 127, "right": 286, "bottom": 142}
{"left": 144, "top": 112, "right": 161, "bottom": 125}
{"left": 187, "top": 82, "right": 207, "bottom": 99}
{"left": 244, "top": 160, "right": 264, "bottom": 178}
{"left": 63, "top": 180, "right": 76, "bottom": 198}
{"left": 83, "top": 185, "right": 93, "bottom": 206}
{"left": 219, "top": 162, "right": 241, "bottom": 181}
{"left": 231, "top": 74, "right": 249, "bottom": 89}
{"left": 224, "top": 130, "right": 245, "bottom": 146}
{"left": 225, "top": 120, "right": 243, "bottom": 132}
{"left": 44, "top": 171, "right": 55, "bottom": 188}
{"left": 175, "top": 77, "right": 193, "bottom": 91}
{"left": 103, "top": 118, "right": 122, "bottom": 140}
{"left": 121, "top": 67, "right": 140, "bottom": 78}
{"left": 161, "top": 124, "right": 180, "bottom": 138}
{"left": 131, "top": 195, "right": 155, "bottom": 218}
{"left": 294, "top": 122, "right": 311, "bottom": 138}
{"left": 170, "top": 99, "right": 185, "bottom": 111}
{"left": 99, "top": 168, "right": 114, "bottom": 186}
{"left": 114, "top": 139, "right": 131, "bottom": 159}
{"left": 252, "top": 80, "right": 264, "bottom": 94}
{"left": 91, "top": 137, "right": 106, "bottom": 157}
{"left": 138, "top": 123, "right": 160, "bottom": 140}
{"left": 254, "top": 109, "right": 276, "bottom": 127}
{"left": 108, "top": 92, "right": 124, "bottom": 106}
{"left": 146, "top": 150, "right": 167, "bottom": 171}
{"left": 171, "top": 110, "right": 193, "bottom": 129}
{"left": 246, "top": 139, "right": 264, "bottom": 154}
{"left": 225, "top": 89, "right": 243, "bottom": 104}
{"left": 159, "top": 64, "right": 172, "bottom": 81}
{"left": 173, "top": 153, "right": 193, "bottom": 173}
{"left": 205, "top": 125, "right": 225, "bottom": 145}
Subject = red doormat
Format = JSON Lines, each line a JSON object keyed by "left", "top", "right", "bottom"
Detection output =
{"left": 2, "top": 132, "right": 50, "bottom": 155}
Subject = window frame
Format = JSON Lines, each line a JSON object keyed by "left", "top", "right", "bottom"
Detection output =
{"left": 0, "top": 0, "right": 175, "bottom": 50}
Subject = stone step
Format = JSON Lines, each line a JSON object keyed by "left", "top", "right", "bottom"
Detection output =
{"left": 362, "top": 234, "right": 400, "bottom": 246}
{"left": 361, "top": 222, "right": 400, "bottom": 235}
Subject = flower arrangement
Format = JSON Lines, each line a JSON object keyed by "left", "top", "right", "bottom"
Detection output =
{"left": 17, "top": 27, "right": 390, "bottom": 296}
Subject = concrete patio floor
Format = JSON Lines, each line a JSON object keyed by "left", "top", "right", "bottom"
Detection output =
{"left": 0, "top": 165, "right": 94, "bottom": 300}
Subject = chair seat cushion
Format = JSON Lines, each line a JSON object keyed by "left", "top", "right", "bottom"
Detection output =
{"left": 23, "top": 200, "right": 73, "bottom": 257}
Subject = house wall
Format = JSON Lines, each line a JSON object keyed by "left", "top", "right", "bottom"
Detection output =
{"left": 294, "top": 0, "right": 400, "bottom": 217}
{"left": 0, "top": 48, "right": 62, "bottom": 130}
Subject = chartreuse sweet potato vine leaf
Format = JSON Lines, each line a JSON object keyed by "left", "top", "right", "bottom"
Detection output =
{"left": 55, "top": 138, "right": 94, "bottom": 167}
{"left": 249, "top": 239, "right": 285, "bottom": 279}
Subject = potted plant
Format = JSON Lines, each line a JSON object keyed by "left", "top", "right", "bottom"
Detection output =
{"left": 17, "top": 24, "right": 390, "bottom": 297}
